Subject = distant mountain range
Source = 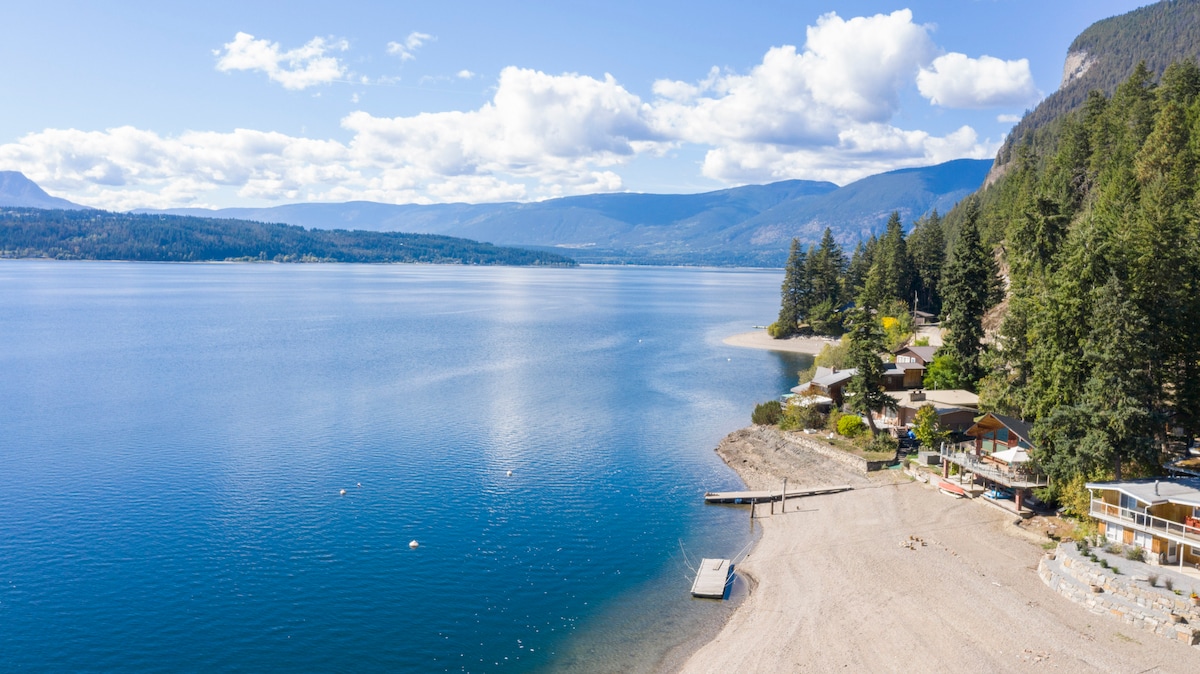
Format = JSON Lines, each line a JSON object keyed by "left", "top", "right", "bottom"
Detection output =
{"left": 135, "top": 158, "right": 992, "bottom": 266}
{"left": 1, "top": 159, "right": 991, "bottom": 267}
{"left": 0, "top": 171, "right": 88, "bottom": 210}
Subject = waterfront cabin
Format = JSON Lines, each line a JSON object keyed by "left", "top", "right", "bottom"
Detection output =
{"left": 873, "top": 389, "right": 979, "bottom": 434}
{"left": 1087, "top": 478, "right": 1200, "bottom": 569}
{"left": 966, "top": 412, "right": 1034, "bottom": 456}
{"left": 792, "top": 366, "right": 856, "bottom": 406}
{"left": 939, "top": 412, "right": 1048, "bottom": 512}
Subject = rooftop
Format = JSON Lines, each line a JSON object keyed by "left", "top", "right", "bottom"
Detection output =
{"left": 894, "top": 389, "right": 980, "bottom": 409}
{"left": 897, "top": 345, "right": 937, "bottom": 362}
{"left": 1086, "top": 477, "right": 1200, "bottom": 508}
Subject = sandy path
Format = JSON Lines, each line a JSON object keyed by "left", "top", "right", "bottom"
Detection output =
{"left": 722, "top": 330, "right": 836, "bottom": 355}
{"left": 678, "top": 428, "right": 1199, "bottom": 672}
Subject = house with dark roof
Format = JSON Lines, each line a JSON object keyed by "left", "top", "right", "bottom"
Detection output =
{"left": 939, "top": 412, "right": 1048, "bottom": 512}
{"left": 792, "top": 366, "right": 856, "bottom": 405}
{"left": 894, "top": 345, "right": 937, "bottom": 366}
{"left": 966, "top": 412, "right": 1035, "bottom": 455}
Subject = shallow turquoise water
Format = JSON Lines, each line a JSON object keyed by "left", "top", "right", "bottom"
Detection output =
{"left": 0, "top": 261, "right": 809, "bottom": 672}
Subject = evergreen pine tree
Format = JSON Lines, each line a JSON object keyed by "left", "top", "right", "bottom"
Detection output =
{"left": 939, "top": 199, "right": 993, "bottom": 387}
{"left": 805, "top": 227, "right": 847, "bottom": 335}
{"left": 907, "top": 210, "right": 945, "bottom": 314}
{"left": 844, "top": 307, "right": 896, "bottom": 435}
{"left": 773, "top": 238, "right": 809, "bottom": 338}
{"left": 860, "top": 212, "right": 912, "bottom": 309}
{"left": 846, "top": 236, "right": 876, "bottom": 302}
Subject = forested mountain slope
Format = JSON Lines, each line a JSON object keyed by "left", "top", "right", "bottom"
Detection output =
{"left": 994, "top": 0, "right": 1200, "bottom": 172}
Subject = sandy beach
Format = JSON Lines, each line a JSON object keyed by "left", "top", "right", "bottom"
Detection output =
{"left": 677, "top": 427, "right": 1200, "bottom": 672}
{"left": 722, "top": 330, "right": 837, "bottom": 355}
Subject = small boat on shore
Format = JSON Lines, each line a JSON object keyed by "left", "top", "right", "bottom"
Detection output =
{"left": 938, "top": 480, "right": 966, "bottom": 498}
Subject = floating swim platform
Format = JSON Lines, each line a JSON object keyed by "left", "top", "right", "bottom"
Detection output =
{"left": 691, "top": 558, "right": 732, "bottom": 598}
{"left": 703, "top": 484, "right": 852, "bottom": 504}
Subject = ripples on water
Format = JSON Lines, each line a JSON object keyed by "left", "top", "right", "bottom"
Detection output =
{"left": 0, "top": 261, "right": 809, "bottom": 672}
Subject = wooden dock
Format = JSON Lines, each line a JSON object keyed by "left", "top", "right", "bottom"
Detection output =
{"left": 691, "top": 558, "right": 732, "bottom": 598}
{"left": 703, "top": 484, "right": 853, "bottom": 504}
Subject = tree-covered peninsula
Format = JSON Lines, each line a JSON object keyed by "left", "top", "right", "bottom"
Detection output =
{"left": 0, "top": 208, "right": 576, "bottom": 266}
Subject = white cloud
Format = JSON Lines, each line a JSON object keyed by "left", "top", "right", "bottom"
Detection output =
{"left": 997, "top": 113, "right": 1022, "bottom": 123}
{"left": 0, "top": 68, "right": 660, "bottom": 209}
{"left": 650, "top": 11, "right": 935, "bottom": 147}
{"left": 215, "top": 32, "right": 348, "bottom": 90}
{"left": 646, "top": 10, "right": 996, "bottom": 184}
{"left": 457, "top": 70, "right": 477, "bottom": 80}
{"left": 917, "top": 53, "right": 1040, "bottom": 108}
{"left": 340, "top": 67, "right": 659, "bottom": 195}
{"left": 4, "top": 10, "right": 1021, "bottom": 208}
{"left": 386, "top": 32, "right": 433, "bottom": 61}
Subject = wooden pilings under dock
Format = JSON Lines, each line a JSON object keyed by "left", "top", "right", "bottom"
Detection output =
{"left": 703, "top": 484, "right": 853, "bottom": 504}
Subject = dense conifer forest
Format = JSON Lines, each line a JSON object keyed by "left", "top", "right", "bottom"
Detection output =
{"left": 774, "top": 58, "right": 1200, "bottom": 508}
{"left": 0, "top": 208, "right": 576, "bottom": 266}
{"left": 973, "top": 60, "right": 1200, "bottom": 495}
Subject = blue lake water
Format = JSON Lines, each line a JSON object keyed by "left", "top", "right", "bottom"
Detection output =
{"left": 0, "top": 261, "right": 810, "bottom": 672}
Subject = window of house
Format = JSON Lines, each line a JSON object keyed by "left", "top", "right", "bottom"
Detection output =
{"left": 1133, "top": 530, "right": 1152, "bottom": 552}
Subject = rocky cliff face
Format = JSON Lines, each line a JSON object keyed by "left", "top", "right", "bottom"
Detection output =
{"left": 1060, "top": 50, "right": 1097, "bottom": 88}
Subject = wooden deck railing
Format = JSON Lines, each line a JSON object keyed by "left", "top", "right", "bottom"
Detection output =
{"left": 1090, "top": 499, "right": 1200, "bottom": 544}
{"left": 938, "top": 445, "right": 1049, "bottom": 488}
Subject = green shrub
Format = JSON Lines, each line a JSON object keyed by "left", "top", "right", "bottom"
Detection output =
{"left": 836, "top": 414, "right": 865, "bottom": 438}
{"left": 1125, "top": 547, "right": 1145, "bottom": 562}
{"left": 752, "top": 400, "right": 783, "bottom": 426}
{"left": 863, "top": 433, "right": 898, "bottom": 455}
{"left": 766, "top": 321, "right": 790, "bottom": 339}
{"left": 780, "top": 402, "right": 826, "bottom": 431}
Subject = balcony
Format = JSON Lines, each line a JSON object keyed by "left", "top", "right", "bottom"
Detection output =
{"left": 1089, "top": 499, "right": 1200, "bottom": 547}
{"left": 939, "top": 445, "right": 1049, "bottom": 489}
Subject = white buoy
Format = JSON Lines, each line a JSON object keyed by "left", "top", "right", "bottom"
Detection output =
{"left": 409, "top": 540, "right": 420, "bottom": 549}
{"left": 506, "top": 470, "right": 513, "bottom": 477}
{"left": 339, "top": 489, "right": 346, "bottom": 496}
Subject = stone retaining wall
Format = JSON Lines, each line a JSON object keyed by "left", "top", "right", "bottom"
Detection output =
{"left": 1038, "top": 543, "right": 1200, "bottom": 647}
{"left": 782, "top": 432, "right": 894, "bottom": 473}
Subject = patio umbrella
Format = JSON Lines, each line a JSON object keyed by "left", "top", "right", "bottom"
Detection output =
{"left": 991, "top": 447, "right": 1030, "bottom": 464}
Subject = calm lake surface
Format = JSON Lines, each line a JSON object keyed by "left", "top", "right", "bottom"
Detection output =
{"left": 0, "top": 261, "right": 810, "bottom": 672}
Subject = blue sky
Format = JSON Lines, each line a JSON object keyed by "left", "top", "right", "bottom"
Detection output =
{"left": 0, "top": 0, "right": 1153, "bottom": 210}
